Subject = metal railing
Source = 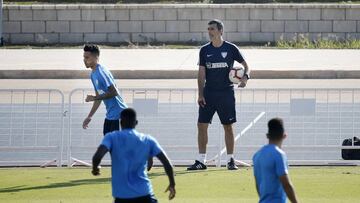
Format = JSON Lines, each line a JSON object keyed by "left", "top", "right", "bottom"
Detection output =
{"left": 0, "top": 88, "right": 359, "bottom": 167}
{"left": 0, "top": 89, "right": 65, "bottom": 167}
{"left": 233, "top": 88, "right": 360, "bottom": 165}
{"left": 67, "top": 88, "right": 223, "bottom": 166}
{"left": 67, "top": 88, "right": 360, "bottom": 166}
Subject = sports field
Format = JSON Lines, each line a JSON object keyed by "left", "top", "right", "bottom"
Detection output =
{"left": 0, "top": 166, "right": 359, "bottom": 203}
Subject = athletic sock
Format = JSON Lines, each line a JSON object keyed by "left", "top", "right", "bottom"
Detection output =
{"left": 198, "top": 153, "right": 207, "bottom": 164}
{"left": 227, "top": 154, "right": 234, "bottom": 162}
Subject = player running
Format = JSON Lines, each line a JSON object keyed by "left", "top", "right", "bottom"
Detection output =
{"left": 82, "top": 44, "right": 127, "bottom": 135}
{"left": 92, "top": 108, "right": 176, "bottom": 203}
{"left": 253, "top": 118, "right": 299, "bottom": 203}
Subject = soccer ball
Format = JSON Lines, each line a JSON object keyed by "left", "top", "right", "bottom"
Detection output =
{"left": 229, "top": 66, "right": 245, "bottom": 84}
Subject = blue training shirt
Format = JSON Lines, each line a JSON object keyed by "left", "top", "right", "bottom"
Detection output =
{"left": 198, "top": 41, "right": 245, "bottom": 91}
{"left": 253, "top": 144, "right": 289, "bottom": 203}
{"left": 101, "top": 129, "right": 163, "bottom": 199}
{"left": 90, "top": 64, "right": 127, "bottom": 120}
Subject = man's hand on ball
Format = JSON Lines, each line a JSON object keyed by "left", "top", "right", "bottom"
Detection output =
{"left": 238, "top": 78, "right": 248, "bottom": 88}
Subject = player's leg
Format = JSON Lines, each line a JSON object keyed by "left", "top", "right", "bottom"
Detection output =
{"left": 223, "top": 124, "right": 235, "bottom": 155}
{"left": 198, "top": 92, "right": 216, "bottom": 156}
{"left": 187, "top": 95, "right": 215, "bottom": 170}
{"left": 217, "top": 90, "right": 238, "bottom": 170}
{"left": 198, "top": 122, "right": 209, "bottom": 154}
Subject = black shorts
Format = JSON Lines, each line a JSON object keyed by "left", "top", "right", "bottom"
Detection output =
{"left": 103, "top": 119, "right": 120, "bottom": 135}
{"left": 114, "top": 195, "right": 158, "bottom": 203}
{"left": 198, "top": 89, "right": 236, "bottom": 125}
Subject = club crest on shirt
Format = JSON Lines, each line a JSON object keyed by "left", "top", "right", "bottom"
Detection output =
{"left": 221, "top": 52, "right": 227, "bottom": 58}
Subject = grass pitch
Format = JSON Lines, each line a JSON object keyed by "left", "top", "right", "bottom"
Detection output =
{"left": 0, "top": 166, "right": 359, "bottom": 203}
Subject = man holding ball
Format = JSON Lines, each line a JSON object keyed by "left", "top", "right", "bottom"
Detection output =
{"left": 187, "top": 19, "right": 251, "bottom": 171}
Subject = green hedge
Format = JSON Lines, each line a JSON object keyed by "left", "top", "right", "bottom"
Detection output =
{"left": 212, "top": 0, "right": 350, "bottom": 2}
{"left": 4, "top": 0, "right": 355, "bottom": 3}
{"left": 4, "top": 0, "right": 204, "bottom": 3}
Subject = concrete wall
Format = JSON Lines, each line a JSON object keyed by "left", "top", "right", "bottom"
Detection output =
{"left": 2, "top": 4, "right": 360, "bottom": 44}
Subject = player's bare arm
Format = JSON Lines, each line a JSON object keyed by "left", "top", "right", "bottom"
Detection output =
{"left": 156, "top": 152, "right": 176, "bottom": 200}
{"left": 197, "top": 66, "right": 206, "bottom": 107}
{"left": 91, "top": 145, "right": 108, "bottom": 176}
{"left": 239, "top": 60, "right": 250, "bottom": 88}
{"left": 254, "top": 176, "right": 260, "bottom": 196}
{"left": 82, "top": 101, "right": 101, "bottom": 129}
{"left": 83, "top": 91, "right": 101, "bottom": 129}
{"left": 86, "top": 85, "right": 119, "bottom": 102}
{"left": 279, "top": 174, "right": 298, "bottom": 203}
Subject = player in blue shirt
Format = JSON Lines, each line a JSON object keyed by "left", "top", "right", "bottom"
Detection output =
{"left": 253, "top": 118, "right": 298, "bottom": 203}
{"left": 92, "top": 108, "right": 176, "bottom": 203}
{"left": 82, "top": 44, "right": 128, "bottom": 135}
{"left": 188, "top": 19, "right": 251, "bottom": 170}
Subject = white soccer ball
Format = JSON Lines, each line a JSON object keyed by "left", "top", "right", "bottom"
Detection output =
{"left": 229, "top": 66, "right": 245, "bottom": 84}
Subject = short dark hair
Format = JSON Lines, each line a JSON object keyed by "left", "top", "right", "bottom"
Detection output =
{"left": 267, "top": 118, "right": 285, "bottom": 141}
{"left": 208, "top": 19, "right": 224, "bottom": 31}
{"left": 120, "top": 108, "right": 137, "bottom": 128}
{"left": 83, "top": 44, "right": 100, "bottom": 57}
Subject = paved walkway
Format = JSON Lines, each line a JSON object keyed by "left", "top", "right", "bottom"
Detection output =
{"left": 0, "top": 48, "right": 359, "bottom": 78}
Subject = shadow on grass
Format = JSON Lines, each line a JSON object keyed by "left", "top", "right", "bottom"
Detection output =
{"left": 149, "top": 168, "right": 228, "bottom": 178}
{"left": 1, "top": 168, "right": 236, "bottom": 193}
{"left": 0, "top": 177, "right": 110, "bottom": 193}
